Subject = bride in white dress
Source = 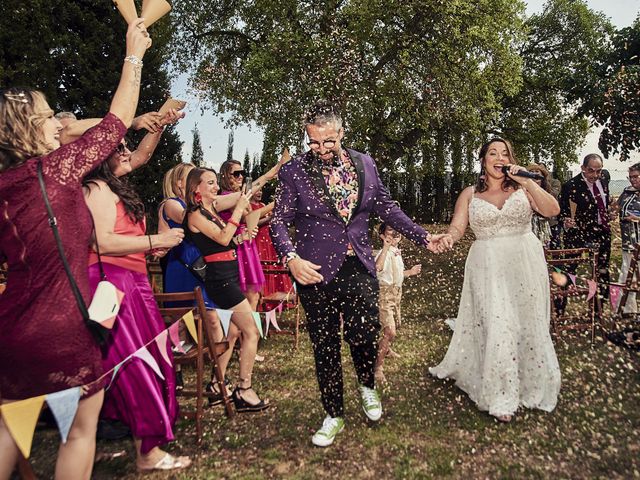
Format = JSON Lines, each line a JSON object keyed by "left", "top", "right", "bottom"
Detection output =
{"left": 429, "top": 138, "right": 561, "bottom": 422}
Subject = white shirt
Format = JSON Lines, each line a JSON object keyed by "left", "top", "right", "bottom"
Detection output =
{"left": 375, "top": 246, "right": 405, "bottom": 287}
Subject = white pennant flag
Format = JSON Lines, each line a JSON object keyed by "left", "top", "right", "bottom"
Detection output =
{"left": 45, "top": 387, "right": 81, "bottom": 443}
{"left": 268, "top": 310, "right": 281, "bottom": 332}
{"left": 155, "top": 330, "right": 172, "bottom": 366}
{"left": 133, "top": 346, "right": 165, "bottom": 380}
{"left": 216, "top": 308, "right": 232, "bottom": 338}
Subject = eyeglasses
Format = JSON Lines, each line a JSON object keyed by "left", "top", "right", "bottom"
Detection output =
{"left": 231, "top": 170, "right": 245, "bottom": 178}
{"left": 307, "top": 139, "right": 337, "bottom": 150}
{"left": 116, "top": 143, "right": 128, "bottom": 155}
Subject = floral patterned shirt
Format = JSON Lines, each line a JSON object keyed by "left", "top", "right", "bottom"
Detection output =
{"left": 321, "top": 150, "right": 359, "bottom": 223}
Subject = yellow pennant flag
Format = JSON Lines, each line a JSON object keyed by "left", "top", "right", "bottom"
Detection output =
{"left": 182, "top": 310, "right": 198, "bottom": 344}
{"left": 0, "top": 395, "right": 46, "bottom": 458}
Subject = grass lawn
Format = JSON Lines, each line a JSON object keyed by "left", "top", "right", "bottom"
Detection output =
{"left": 26, "top": 228, "right": 640, "bottom": 479}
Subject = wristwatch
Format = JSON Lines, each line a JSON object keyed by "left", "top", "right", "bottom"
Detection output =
{"left": 284, "top": 251, "right": 300, "bottom": 265}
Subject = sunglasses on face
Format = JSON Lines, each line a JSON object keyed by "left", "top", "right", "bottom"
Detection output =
{"left": 116, "top": 143, "right": 129, "bottom": 155}
{"left": 231, "top": 170, "right": 245, "bottom": 178}
{"left": 308, "top": 139, "right": 337, "bottom": 150}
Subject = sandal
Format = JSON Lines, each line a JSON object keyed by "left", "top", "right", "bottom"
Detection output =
{"left": 232, "top": 385, "right": 270, "bottom": 413}
{"left": 136, "top": 453, "right": 191, "bottom": 472}
{"left": 205, "top": 378, "right": 231, "bottom": 406}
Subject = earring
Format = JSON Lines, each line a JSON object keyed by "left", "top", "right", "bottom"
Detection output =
{"left": 194, "top": 192, "right": 202, "bottom": 203}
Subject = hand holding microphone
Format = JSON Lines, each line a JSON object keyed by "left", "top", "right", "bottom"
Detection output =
{"left": 501, "top": 165, "right": 544, "bottom": 180}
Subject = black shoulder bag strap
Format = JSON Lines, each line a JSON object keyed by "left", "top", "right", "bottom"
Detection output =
{"left": 37, "top": 161, "right": 110, "bottom": 344}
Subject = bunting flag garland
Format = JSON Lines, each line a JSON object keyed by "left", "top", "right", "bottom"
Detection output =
{"left": 586, "top": 279, "right": 598, "bottom": 301}
{"left": 155, "top": 330, "right": 172, "bottom": 367}
{"left": 182, "top": 310, "right": 198, "bottom": 344}
{"left": 45, "top": 387, "right": 81, "bottom": 443}
{"left": 0, "top": 396, "right": 46, "bottom": 458}
{"left": 133, "top": 346, "right": 165, "bottom": 380}
{"left": 610, "top": 285, "right": 622, "bottom": 309}
{"left": 568, "top": 273, "right": 577, "bottom": 286}
{"left": 0, "top": 291, "right": 295, "bottom": 459}
{"left": 216, "top": 308, "right": 232, "bottom": 338}
{"left": 252, "top": 312, "right": 264, "bottom": 338}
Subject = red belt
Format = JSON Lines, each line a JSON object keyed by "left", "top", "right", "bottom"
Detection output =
{"left": 204, "top": 250, "right": 237, "bottom": 263}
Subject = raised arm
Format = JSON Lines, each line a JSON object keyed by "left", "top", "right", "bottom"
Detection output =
{"left": 129, "top": 109, "right": 185, "bottom": 171}
{"left": 188, "top": 194, "right": 250, "bottom": 247}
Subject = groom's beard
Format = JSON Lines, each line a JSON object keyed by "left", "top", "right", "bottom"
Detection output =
{"left": 312, "top": 148, "right": 342, "bottom": 167}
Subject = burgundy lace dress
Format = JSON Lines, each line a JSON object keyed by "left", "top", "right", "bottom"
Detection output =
{"left": 0, "top": 113, "right": 127, "bottom": 400}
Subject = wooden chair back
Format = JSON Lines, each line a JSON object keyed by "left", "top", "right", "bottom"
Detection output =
{"left": 545, "top": 247, "right": 601, "bottom": 342}
{"left": 153, "top": 287, "right": 234, "bottom": 444}
{"left": 259, "top": 261, "right": 301, "bottom": 349}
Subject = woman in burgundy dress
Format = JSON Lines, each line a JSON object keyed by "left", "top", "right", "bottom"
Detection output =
{"left": 0, "top": 20, "right": 151, "bottom": 479}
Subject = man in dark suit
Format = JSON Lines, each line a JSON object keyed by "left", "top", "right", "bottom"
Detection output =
{"left": 270, "top": 101, "right": 444, "bottom": 447}
{"left": 559, "top": 153, "right": 611, "bottom": 302}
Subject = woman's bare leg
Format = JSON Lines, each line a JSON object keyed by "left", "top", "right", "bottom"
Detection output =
{"left": 0, "top": 401, "right": 20, "bottom": 480}
{"left": 229, "top": 299, "right": 264, "bottom": 404}
{"left": 54, "top": 389, "right": 104, "bottom": 480}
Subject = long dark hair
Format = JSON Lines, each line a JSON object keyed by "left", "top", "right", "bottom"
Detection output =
{"left": 474, "top": 137, "right": 519, "bottom": 193}
{"left": 183, "top": 167, "right": 224, "bottom": 228}
{"left": 83, "top": 155, "right": 146, "bottom": 223}
{"left": 219, "top": 159, "right": 242, "bottom": 193}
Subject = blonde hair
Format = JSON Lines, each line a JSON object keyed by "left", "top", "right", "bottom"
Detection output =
{"left": 0, "top": 88, "right": 54, "bottom": 171}
{"left": 162, "top": 162, "right": 195, "bottom": 199}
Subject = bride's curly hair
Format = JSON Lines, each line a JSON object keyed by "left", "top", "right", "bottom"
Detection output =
{"left": 474, "top": 137, "right": 520, "bottom": 193}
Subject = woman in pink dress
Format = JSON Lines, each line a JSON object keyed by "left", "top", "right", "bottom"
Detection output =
{"left": 0, "top": 19, "right": 151, "bottom": 479}
{"left": 84, "top": 110, "right": 190, "bottom": 472}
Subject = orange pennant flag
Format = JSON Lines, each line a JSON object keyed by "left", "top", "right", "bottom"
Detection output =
{"left": 182, "top": 310, "right": 198, "bottom": 344}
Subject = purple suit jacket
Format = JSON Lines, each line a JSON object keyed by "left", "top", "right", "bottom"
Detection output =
{"left": 270, "top": 148, "right": 429, "bottom": 284}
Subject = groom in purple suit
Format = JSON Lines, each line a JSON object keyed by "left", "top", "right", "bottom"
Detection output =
{"left": 270, "top": 102, "right": 443, "bottom": 447}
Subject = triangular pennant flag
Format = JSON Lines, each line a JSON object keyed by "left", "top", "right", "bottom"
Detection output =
{"left": 276, "top": 302, "right": 283, "bottom": 313}
{"left": 106, "top": 359, "right": 127, "bottom": 391}
{"left": 216, "top": 309, "right": 232, "bottom": 338}
{"left": 252, "top": 312, "right": 264, "bottom": 338}
{"left": 168, "top": 321, "right": 185, "bottom": 353}
{"left": 182, "top": 310, "right": 198, "bottom": 344}
{"left": 0, "top": 396, "right": 46, "bottom": 458}
{"left": 586, "top": 279, "right": 597, "bottom": 301}
{"left": 45, "top": 387, "right": 81, "bottom": 443}
{"left": 568, "top": 273, "right": 577, "bottom": 286}
{"left": 264, "top": 310, "right": 271, "bottom": 337}
{"left": 610, "top": 285, "right": 622, "bottom": 309}
{"left": 133, "top": 346, "right": 165, "bottom": 380}
{"left": 553, "top": 266, "right": 562, "bottom": 273}
{"left": 269, "top": 310, "right": 281, "bottom": 332}
{"left": 155, "top": 330, "right": 172, "bottom": 366}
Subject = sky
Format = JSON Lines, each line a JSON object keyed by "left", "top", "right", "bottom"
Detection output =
{"left": 171, "top": 0, "right": 639, "bottom": 176}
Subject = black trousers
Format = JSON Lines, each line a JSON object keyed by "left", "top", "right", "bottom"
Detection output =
{"left": 298, "top": 256, "right": 380, "bottom": 418}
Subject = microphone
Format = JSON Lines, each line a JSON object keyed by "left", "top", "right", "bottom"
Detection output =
{"left": 501, "top": 166, "right": 543, "bottom": 180}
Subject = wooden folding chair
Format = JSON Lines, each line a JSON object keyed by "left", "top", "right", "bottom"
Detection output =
{"left": 259, "top": 261, "right": 301, "bottom": 349}
{"left": 153, "top": 287, "right": 234, "bottom": 444}
{"left": 608, "top": 242, "right": 640, "bottom": 327}
{"left": 545, "top": 247, "right": 602, "bottom": 342}
{"left": 147, "top": 259, "right": 163, "bottom": 294}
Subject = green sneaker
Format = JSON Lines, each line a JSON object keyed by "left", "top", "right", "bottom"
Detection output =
{"left": 359, "top": 385, "right": 382, "bottom": 421}
{"left": 311, "top": 416, "right": 345, "bottom": 447}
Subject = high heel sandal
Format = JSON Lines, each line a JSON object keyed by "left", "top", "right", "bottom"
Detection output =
{"left": 232, "top": 385, "right": 270, "bottom": 413}
{"left": 205, "top": 378, "right": 231, "bottom": 406}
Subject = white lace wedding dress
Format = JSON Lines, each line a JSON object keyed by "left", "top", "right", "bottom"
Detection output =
{"left": 429, "top": 188, "right": 561, "bottom": 417}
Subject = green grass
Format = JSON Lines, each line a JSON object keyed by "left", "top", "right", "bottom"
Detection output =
{"left": 26, "top": 227, "right": 640, "bottom": 479}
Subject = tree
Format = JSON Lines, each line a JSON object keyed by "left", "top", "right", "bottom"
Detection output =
{"left": 172, "top": 0, "right": 525, "bottom": 165}
{"left": 498, "top": 0, "right": 612, "bottom": 178}
{"left": 226, "top": 130, "right": 234, "bottom": 162}
{"left": 191, "top": 124, "right": 204, "bottom": 166}
{"left": 580, "top": 17, "right": 640, "bottom": 160}
{"left": 243, "top": 149, "right": 251, "bottom": 177}
{"left": 0, "top": 0, "right": 183, "bottom": 224}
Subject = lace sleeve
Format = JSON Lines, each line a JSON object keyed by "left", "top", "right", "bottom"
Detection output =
{"left": 42, "top": 113, "right": 127, "bottom": 185}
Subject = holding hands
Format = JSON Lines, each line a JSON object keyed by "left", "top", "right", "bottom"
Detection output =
{"left": 427, "top": 233, "right": 454, "bottom": 254}
{"left": 126, "top": 18, "right": 153, "bottom": 59}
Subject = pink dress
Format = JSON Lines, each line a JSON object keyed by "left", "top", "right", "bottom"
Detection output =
{"left": 88, "top": 202, "right": 177, "bottom": 454}
{"left": 219, "top": 191, "right": 265, "bottom": 293}
{"left": 0, "top": 113, "right": 126, "bottom": 399}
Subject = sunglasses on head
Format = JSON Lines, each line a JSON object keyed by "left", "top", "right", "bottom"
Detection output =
{"left": 231, "top": 170, "right": 245, "bottom": 178}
